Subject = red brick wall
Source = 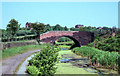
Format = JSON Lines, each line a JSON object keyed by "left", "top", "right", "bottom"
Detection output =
{"left": 39, "top": 31, "right": 77, "bottom": 40}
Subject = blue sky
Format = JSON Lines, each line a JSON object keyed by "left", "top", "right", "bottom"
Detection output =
{"left": 2, "top": 2, "right": 118, "bottom": 29}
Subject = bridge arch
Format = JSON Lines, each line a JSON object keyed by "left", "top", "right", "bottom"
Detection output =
{"left": 52, "top": 35, "right": 81, "bottom": 49}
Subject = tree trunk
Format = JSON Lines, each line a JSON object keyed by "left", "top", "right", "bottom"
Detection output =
{"left": 36, "top": 33, "right": 40, "bottom": 45}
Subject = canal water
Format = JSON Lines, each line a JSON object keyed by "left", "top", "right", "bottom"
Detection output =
{"left": 16, "top": 54, "right": 35, "bottom": 74}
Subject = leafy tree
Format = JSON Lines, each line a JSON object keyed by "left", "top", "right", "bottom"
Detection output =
{"left": 29, "top": 22, "right": 45, "bottom": 44}
{"left": 70, "top": 27, "right": 78, "bottom": 31}
{"left": 45, "top": 24, "right": 53, "bottom": 32}
{"left": 79, "top": 27, "right": 86, "bottom": 31}
{"left": 0, "top": 29, "right": 2, "bottom": 38}
{"left": 53, "top": 24, "right": 64, "bottom": 31}
{"left": 102, "top": 27, "right": 110, "bottom": 30}
{"left": 6, "top": 19, "right": 20, "bottom": 39}
{"left": 110, "top": 26, "right": 117, "bottom": 34}
{"left": 64, "top": 26, "right": 68, "bottom": 31}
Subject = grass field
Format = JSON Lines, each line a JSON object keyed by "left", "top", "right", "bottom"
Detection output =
{"left": 1, "top": 44, "right": 46, "bottom": 59}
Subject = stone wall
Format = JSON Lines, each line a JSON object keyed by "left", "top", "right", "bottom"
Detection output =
{"left": 0, "top": 43, "right": 3, "bottom": 51}
{"left": 2, "top": 41, "right": 37, "bottom": 50}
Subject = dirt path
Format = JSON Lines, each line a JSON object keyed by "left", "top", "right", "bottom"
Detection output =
{"left": 2, "top": 49, "right": 40, "bottom": 74}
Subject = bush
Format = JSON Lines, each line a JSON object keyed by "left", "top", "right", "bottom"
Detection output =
{"left": 27, "top": 66, "right": 39, "bottom": 75}
{"left": 96, "top": 37, "right": 120, "bottom": 52}
{"left": 88, "top": 34, "right": 120, "bottom": 52}
{"left": 27, "top": 44, "right": 60, "bottom": 75}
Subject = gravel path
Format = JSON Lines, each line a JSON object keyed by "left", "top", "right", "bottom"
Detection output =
{"left": 2, "top": 49, "right": 40, "bottom": 74}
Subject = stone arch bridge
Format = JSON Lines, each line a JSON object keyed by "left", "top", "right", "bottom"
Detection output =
{"left": 39, "top": 31, "right": 94, "bottom": 49}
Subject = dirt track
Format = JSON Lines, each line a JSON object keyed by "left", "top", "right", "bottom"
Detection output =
{"left": 2, "top": 49, "right": 40, "bottom": 74}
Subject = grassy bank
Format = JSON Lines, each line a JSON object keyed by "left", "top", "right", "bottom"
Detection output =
{"left": 1, "top": 44, "right": 46, "bottom": 59}
{"left": 2, "top": 40, "right": 36, "bottom": 43}
{"left": 72, "top": 46, "right": 119, "bottom": 71}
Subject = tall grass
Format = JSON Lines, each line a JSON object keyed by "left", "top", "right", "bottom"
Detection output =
{"left": 2, "top": 44, "right": 46, "bottom": 59}
{"left": 72, "top": 46, "right": 119, "bottom": 70}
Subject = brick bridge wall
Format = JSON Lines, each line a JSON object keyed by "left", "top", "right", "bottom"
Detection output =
{"left": 39, "top": 31, "right": 94, "bottom": 48}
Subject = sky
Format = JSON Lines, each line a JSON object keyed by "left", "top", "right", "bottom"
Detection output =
{"left": 1, "top": 2, "right": 118, "bottom": 29}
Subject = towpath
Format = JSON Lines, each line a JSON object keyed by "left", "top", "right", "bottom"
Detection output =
{"left": 2, "top": 49, "right": 40, "bottom": 74}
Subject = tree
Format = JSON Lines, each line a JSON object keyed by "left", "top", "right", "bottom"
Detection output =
{"left": 6, "top": 19, "right": 20, "bottom": 40}
{"left": 64, "top": 26, "right": 68, "bottom": 31}
{"left": 70, "top": 27, "right": 78, "bottom": 31}
{"left": 53, "top": 24, "right": 64, "bottom": 31}
{"left": 29, "top": 22, "right": 45, "bottom": 44}
{"left": 45, "top": 24, "right": 52, "bottom": 32}
{"left": 0, "top": 29, "right": 2, "bottom": 38}
{"left": 79, "top": 27, "right": 86, "bottom": 31}
{"left": 102, "top": 27, "right": 110, "bottom": 30}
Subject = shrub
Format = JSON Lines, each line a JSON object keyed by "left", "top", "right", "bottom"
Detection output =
{"left": 27, "top": 66, "right": 39, "bottom": 75}
{"left": 27, "top": 44, "right": 60, "bottom": 75}
{"left": 88, "top": 34, "right": 120, "bottom": 52}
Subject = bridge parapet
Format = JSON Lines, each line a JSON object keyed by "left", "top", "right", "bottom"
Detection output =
{"left": 40, "top": 31, "right": 79, "bottom": 40}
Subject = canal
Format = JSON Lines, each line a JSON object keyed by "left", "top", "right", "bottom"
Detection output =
{"left": 16, "top": 47, "right": 118, "bottom": 75}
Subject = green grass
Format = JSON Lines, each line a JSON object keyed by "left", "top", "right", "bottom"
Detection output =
{"left": 2, "top": 40, "right": 36, "bottom": 43}
{"left": 57, "top": 45, "right": 71, "bottom": 49}
{"left": 1, "top": 44, "right": 46, "bottom": 59}
{"left": 72, "top": 46, "right": 119, "bottom": 73}
{"left": 55, "top": 41, "right": 74, "bottom": 44}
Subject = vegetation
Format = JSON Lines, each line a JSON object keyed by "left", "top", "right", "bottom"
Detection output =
{"left": 0, "top": 29, "right": 2, "bottom": 38}
{"left": 2, "top": 18, "right": 119, "bottom": 43}
{"left": 57, "top": 45, "right": 71, "bottom": 49}
{"left": 27, "top": 66, "right": 40, "bottom": 75}
{"left": 57, "top": 37, "right": 73, "bottom": 42}
{"left": 27, "top": 22, "right": 45, "bottom": 44}
{"left": 6, "top": 19, "right": 20, "bottom": 40}
{"left": 88, "top": 31, "right": 120, "bottom": 52}
{"left": 55, "top": 37, "right": 74, "bottom": 49}
{"left": 56, "top": 41, "right": 74, "bottom": 44}
{"left": 44, "top": 24, "right": 69, "bottom": 32}
{"left": 2, "top": 44, "right": 46, "bottom": 59}
{"left": 55, "top": 50, "right": 97, "bottom": 74}
{"left": 72, "top": 46, "right": 120, "bottom": 71}
{"left": 27, "top": 44, "right": 60, "bottom": 76}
